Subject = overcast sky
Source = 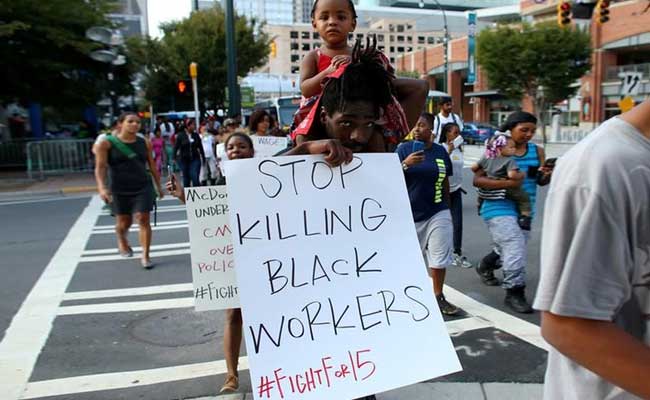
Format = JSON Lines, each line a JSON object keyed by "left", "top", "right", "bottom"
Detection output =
{"left": 147, "top": 0, "right": 192, "bottom": 38}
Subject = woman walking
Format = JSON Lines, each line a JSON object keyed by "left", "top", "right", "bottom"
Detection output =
{"left": 94, "top": 112, "right": 163, "bottom": 269}
{"left": 173, "top": 119, "right": 205, "bottom": 187}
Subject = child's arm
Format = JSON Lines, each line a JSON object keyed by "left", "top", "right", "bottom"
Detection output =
{"left": 471, "top": 163, "right": 481, "bottom": 173}
{"left": 300, "top": 51, "right": 350, "bottom": 98}
{"left": 392, "top": 78, "right": 429, "bottom": 129}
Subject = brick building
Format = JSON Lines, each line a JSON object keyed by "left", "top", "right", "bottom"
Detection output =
{"left": 397, "top": 0, "right": 650, "bottom": 129}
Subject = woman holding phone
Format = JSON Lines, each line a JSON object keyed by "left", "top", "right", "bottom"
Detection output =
{"left": 396, "top": 112, "right": 459, "bottom": 315}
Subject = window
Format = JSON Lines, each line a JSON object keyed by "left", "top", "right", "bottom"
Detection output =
{"left": 427, "top": 36, "right": 435, "bottom": 44}
{"left": 406, "top": 36, "right": 412, "bottom": 43}
{"left": 407, "top": 47, "right": 412, "bottom": 52}
{"left": 291, "top": 66, "right": 300, "bottom": 74}
{"left": 378, "top": 45, "right": 385, "bottom": 51}
{"left": 290, "top": 31, "right": 298, "bottom": 39}
{"left": 390, "top": 57, "right": 395, "bottom": 63}
{"left": 397, "top": 35, "right": 404, "bottom": 42}
{"left": 291, "top": 42, "right": 299, "bottom": 50}
{"left": 302, "top": 43, "right": 310, "bottom": 51}
{"left": 348, "top": 33, "right": 354, "bottom": 40}
{"left": 357, "top": 33, "right": 363, "bottom": 40}
{"left": 389, "top": 24, "right": 394, "bottom": 32}
{"left": 397, "top": 46, "right": 404, "bottom": 52}
{"left": 291, "top": 54, "right": 300, "bottom": 63}
{"left": 390, "top": 46, "right": 395, "bottom": 52}
{"left": 390, "top": 35, "right": 394, "bottom": 41}
{"left": 313, "top": 42, "right": 321, "bottom": 49}
{"left": 313, "top": 32, "right": 319, "bottom": 39}
{"left": 397, "top": 24, "right": 404, "bottom": 32}
{"left": 302, "top": 31, "right": 310, "bottom": 39}
{"left": 418, "top": 36, "right": 425, "bottom": 44}
{"left": 377, "top": 34, "right": 384, "bottom": 42}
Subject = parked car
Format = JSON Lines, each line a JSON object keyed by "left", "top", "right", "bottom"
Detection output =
{"left": 462, "top": 122, "right": 498, "bottom": 145}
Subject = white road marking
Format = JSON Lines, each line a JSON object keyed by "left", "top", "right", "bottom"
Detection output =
{"left": 20, "top": 357, "right": 251, "bottom": 400}
{"left": 62, "top": 283, "right": 194, "bottom": 301}
{"left": 0, "top": 194, "right": 94, "bottom": 206}
{"left": 79, "top": 248, "right": 190, "bottom": 263}
{"left": 19, "top": 316, "right": 491, "bottom": 399}
{"left": 0, "top": 196, "right": 103, "bottom": 400}
{"left": 57, "top": 298, "right": 195, "bottom": 315}
{"left": 444, "top": 286, "right": 548, "bottom": 350}
{"left": 93, "top": 219, "right": 188, "bottom": 230}
{"left": 82, "top": 242, "right": 190, "bottom": 256}
{"left": 92, "top": 223, "right": 189, "bottom": 234}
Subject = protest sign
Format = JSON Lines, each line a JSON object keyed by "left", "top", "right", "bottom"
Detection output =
{"left": 226, "top": 154, "right": 461, "bottom": 399}
{"left": 184, "top": 185, "right": 238, "bottom": 311}
{"left": 252, "top": 136, "right": 289, "bottom": 158}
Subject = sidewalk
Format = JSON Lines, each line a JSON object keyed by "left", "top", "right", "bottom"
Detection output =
{"left": 0, "top": 171, "right": 97, "bottom": 200}
{"left": 191, "top": 382, "right": 543, "bottom": 400}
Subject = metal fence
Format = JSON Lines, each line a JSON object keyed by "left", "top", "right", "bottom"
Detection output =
{"left": 26, "top": 139, "right": 95, "bottom": 180}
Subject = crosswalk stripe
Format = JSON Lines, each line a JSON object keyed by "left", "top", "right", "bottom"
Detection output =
{"left": 82, "top": 242, "right": 190, "bottom": 256}
{"left": 58, "top": 298, "right": 195, "bottom": 315}
{"left": 79, "top": 248, "right": 189, "bottom": 263}
{"left": 62, "top": 283, "right": 194, "bottom": 301}
{"left": 92, "top": 223, "right": 189, "bottom": 234}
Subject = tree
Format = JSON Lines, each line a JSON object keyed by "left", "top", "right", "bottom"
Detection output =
{"left": 477, "top": 22, "right": 591, "bottom": 142}
{"left": 127, "top": 5, "right": 269, "bottom": 112}
{"left": 0, "top": 0, "right": 130, "bottom": 108}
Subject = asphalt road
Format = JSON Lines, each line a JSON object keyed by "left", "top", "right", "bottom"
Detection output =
{"left": 0, "top": 144, "right": 572, "bottom": 400}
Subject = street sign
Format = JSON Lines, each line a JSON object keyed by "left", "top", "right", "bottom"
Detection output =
{"left": 240, "top": 86, "right": 255, "bottom": 108}
{"left": 618, "top": 95, "right": 635, "bottom": 113}
{"left": 467, "top": 13, "right": 477, "bottom": 85}
{"left": 619, "top": 71, "right": 643, "bottom": 96}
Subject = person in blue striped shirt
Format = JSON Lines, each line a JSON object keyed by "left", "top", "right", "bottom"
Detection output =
{"left": 471, "top": 111, "right": 553, "bottom": 313}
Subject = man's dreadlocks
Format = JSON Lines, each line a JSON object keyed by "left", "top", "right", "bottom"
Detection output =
{"left": 320, "top": 36, "right": 394, "bottom": 117}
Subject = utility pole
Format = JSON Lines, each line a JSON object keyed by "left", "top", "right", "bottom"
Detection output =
{"left": 225, "top": 0, "right": 240, "bottom": 117}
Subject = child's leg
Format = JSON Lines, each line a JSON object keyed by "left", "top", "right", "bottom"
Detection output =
{"left": 506, "top": 187, "right": 531, "bottom": 216}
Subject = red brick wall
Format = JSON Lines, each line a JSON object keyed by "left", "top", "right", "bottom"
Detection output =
{"left": 595, "top": 1, "right": 650, "bottom": 47}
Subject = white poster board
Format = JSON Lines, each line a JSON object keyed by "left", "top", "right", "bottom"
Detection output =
{"left": 184, "top": 186, "right": 239, "bottom": 311}
{"left": 252, "top": 136, "right": 290, "bottom": 158}
{"left": 226, "top": 154, "right": 461, "bottom": 400}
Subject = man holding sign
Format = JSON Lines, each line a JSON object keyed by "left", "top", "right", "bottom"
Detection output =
{"left": 226, "top": 41, "right": 459, "bottom": 399}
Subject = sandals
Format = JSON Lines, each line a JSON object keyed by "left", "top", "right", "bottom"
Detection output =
{"left": 119, "top": 246, "right": 133, "bottom": 258}
{"left": 220, "top": 374, "right": 239, "bottom": 393}
{"left": 141, "top": 259, "right": 154, "bottom": 269}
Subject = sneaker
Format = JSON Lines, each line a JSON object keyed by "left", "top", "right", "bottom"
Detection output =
{"left": 119, "top": 246, "right": 133, "bottom": 258}
{"left": 504, "top": 287, "right": 533, "bottom": 313}
{"left": 518, "top": 215, "right": 532, "bottom": 231}
{"left": 476, "top": 260, "right": 499, "bottom": 286}
{"left": 220, "top": 374, "right": 239, "bottom": 393}
{"left": 452, "top": 254, "right": 473, "bottom": 269}
{"left": 436, "top": 294, "right": 459, "bottom": 316}
{"left": 141, "top": 259, "right": 154, "bottom": 269}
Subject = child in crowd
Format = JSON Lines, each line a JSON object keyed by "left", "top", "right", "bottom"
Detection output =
{"left": 472, "top": 134, "right": 532, "bottom": 230}
{"left": 292, "top": 0, "right": 427, "bottom": 149}
{"left": 167, "top": 132, "right": 254, "bottom": 394}
{"left": 150, "top": 125, "right": 165, "bottom": 176}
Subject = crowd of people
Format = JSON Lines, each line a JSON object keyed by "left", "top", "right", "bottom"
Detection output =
{"left": 93, "top": 0, "right": 649, "bottom": 398}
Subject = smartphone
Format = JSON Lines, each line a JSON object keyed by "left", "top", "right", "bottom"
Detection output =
{"left": 412, "top": 140, "right": 425, "bottom": 153}
{"left": 168, "top": 166, "right": 176, "bottom": 191}
{"left": 543, "top": 157, "right": 557, "bottom": 168}
{"left": 452, "top": 135, "right": 464, "bottom": 148}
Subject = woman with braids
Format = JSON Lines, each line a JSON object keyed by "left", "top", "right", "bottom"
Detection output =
{"left": 293, "top": 0, "right": 427, "bottom": 149}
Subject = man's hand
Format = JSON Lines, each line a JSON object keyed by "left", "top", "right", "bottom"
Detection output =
{"left": 403, "top": 150, "right": 425, "bottom": 168}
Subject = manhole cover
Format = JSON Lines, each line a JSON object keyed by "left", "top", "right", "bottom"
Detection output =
{"left": 129, "top": 309, "right": 222, "bottom": 347}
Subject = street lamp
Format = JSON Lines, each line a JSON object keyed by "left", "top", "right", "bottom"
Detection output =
{"left": 419, "top": 0, "right": 449, "bottom": 93}
{"left": 86, "top": 27, "right": 126, "bottom": 121}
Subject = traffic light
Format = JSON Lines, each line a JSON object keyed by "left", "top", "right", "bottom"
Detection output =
{"left": 270, "top": 41, "right": 277, "bottom": 58}
{"left": 557, "top": 0, "right": 572, "bottom": 27}
{"left": 595, "top": 0, "right": 610, "bottom": 24}
{"left": 177, "top": 80, "right": 189, "bottom": 94}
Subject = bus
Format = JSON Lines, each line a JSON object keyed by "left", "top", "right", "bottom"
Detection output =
{"left": 252, "top": 96, "right": 301, "bottom": 130}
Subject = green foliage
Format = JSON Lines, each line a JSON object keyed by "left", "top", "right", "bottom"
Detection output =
{"left": 0, "top": 0, "right": 128, "bottom": 107}
{"left": 476, "top": 22, "right": 591, "bottom": 105}
{"left": 396, "top": 70, "right": 421, "bottom": 79}
{"left": 127, "top": 5, "right": 269, "bottom": 111}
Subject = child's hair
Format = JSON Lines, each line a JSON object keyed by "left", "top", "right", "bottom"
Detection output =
{"left": 418, "top": 112, "right": 434, "bottom": 129}
{"left": 485, "top": 134, "right": 510, "bottom": 159}
{"left": 225, "top": 132, "right": 254, "bottom": 150}
{"left": 439, "top": 122, "right": 460, "bottom": 144}
{"left": 248, "top": 109, "right": 270, "bottom": 132}
{"left": 311, "top": 0, "right": 357, "bottom": 19}
{"left": 320, "top": 37, "right": 393, "bottom": 117}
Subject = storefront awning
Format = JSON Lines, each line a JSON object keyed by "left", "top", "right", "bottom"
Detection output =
{"left": 464, "top": 90, "right": 504, "bottom": 99}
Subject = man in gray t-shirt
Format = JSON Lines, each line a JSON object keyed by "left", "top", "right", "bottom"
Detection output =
{"left": 534, "top": 101, "right": 650, "bottom": 399}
